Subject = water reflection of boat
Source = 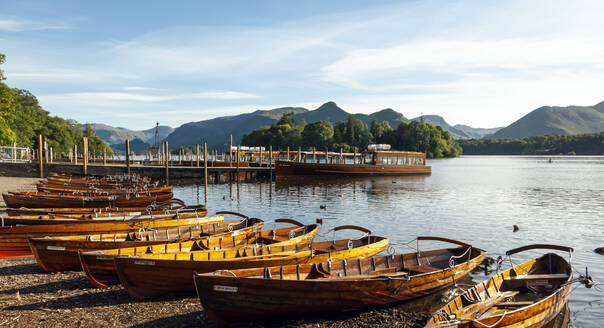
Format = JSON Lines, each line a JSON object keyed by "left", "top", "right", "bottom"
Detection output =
{"left": 275, "top": 175, "right": 428, "bottom": 190}
{"left": 426, "top": 245, "right": 575, "bottom": 328}
{"left": 275, "top": 145, "right": 431, "bottom": 176}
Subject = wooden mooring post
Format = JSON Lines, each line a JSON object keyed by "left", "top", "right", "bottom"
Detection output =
{"left": 236, "top": 145, "right": 240, "bottom": 174}
{"left": 196, "top": 144, "right": 200, "bottom": 168}
{"left": 103, "top": 147, "right": 107, "bottom": 166}
{"left": 74, "top": 144, "right": 78, "bottom": 165}
{"left": 125, "top": 139, "right": 131, "bottom": 175}
{"left": 203, "top": 142, "right": 208, "bottom": 204}
{"left": 164, "top": 141, "right": 169, "bottom": 185}
{"left": 38, "top": 134, "right": 43, "bottom": 178}
{"left": 269, "top": 145, "right": 273, "bottom": 180}
{"left": 83, "top": 137, "right": 88, "bottom": 175}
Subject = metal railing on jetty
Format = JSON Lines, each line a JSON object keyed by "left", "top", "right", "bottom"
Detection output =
{"left": 1, "top": 135, "right": 371, "bottom": 183}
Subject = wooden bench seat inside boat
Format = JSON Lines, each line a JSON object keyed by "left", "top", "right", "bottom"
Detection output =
{"left": 493, "top": 301, "right": 535, "bottom": 308}
{"left": 504, "top": 274, "right": 569, "bottom": 281}
{"left": 405, "top": 264, "right": 440, "bottom": 274}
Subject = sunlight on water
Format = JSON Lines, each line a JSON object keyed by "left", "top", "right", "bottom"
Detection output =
{"left": 174, "top": 155, "right": 604, "bottom": 327}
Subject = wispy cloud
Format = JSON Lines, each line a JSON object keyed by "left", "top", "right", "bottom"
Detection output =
{"left": 121, "top": 86, "right": 161, "bottom": 91}
{"left": 321, "top": 38, "right": 604, "bottom": 89}
{"left": 0, "top": 17, "right": 72, "bottom": 32}
{"left": 39, "top": 90, "right": 262, "bottom": 103}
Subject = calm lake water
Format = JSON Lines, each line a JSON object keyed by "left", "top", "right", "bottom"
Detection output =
{"left": 173, "top": 155, "right": 604, "bottom": 327}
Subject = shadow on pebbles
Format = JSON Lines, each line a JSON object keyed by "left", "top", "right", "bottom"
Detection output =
{"left": 0, "top": 258, "right": 428, "bottom": 327}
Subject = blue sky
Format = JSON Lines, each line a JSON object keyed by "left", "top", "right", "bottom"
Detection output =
{"left": 1, "top": 0, "right": 603, "bottom": 130}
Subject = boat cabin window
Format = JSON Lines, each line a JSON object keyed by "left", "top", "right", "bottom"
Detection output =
{"left": 365, "top": 153, "right": 375, "bottom": 164}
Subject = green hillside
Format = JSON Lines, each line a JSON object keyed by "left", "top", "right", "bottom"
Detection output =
{"left": 492, "top": 103, "right": 604, "bottom": 139}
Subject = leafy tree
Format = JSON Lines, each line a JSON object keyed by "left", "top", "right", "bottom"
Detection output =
{"left": 458, "top": 132, "right": 604, "bottom": 155}
{"left": 242, "top": 113, "right": 304, "bottom": 149}
{"left": 302, "top": 121, "right": 334, "bottom": 149}
{"left": 0, "top": 53, "right": 112, "bottom": 157}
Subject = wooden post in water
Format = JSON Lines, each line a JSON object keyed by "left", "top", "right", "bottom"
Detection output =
{"left": 196, "top": 144, "right": 200, "bottom": 168}
{"left": 287, "top": 146, "right": 290, "bottom": 161}
{"left": 83, "top": 137, "right": 88, "bottom": 175}
{"left": 12, "top": 142, "right": 16, "bottom": 163}
{"left": 353, "top": 147, "right": 357, "bottom": 164}
{"left": 38, "top": 134, "right": 43, "bottom": 178}
{"left": 325, "top": 147, "right": 329, "bottom": 164}
{"left": 313, "top": 147, "right": 316, "bottom": 163}
{"left": 269, "top": 145, "right": 273, "bottom": 180}
{"left": 203, "top": 142, "right": 208, "bottom": 203}
{"left": 164, "top": 141, "right": 169, "bottom": 185}
{"left": 103, "top": 146, "right": 107, "bottom": 166}
{"left": 236, "top": 145, "right": 240, "bottom": 174}
{"left": 125, "top": 139, "right": 130, "bottom": 175}
{"left": 74, "top": 144, "right": 78, "bottom": 165}
{"left": 298, "top": 147, "right": 301, "bottom": 163}
{"left": 49, "top": 147, "right": 53, "bottom": 163}
{"left": 340, "top": 148, "right": 343, "bottom": 164}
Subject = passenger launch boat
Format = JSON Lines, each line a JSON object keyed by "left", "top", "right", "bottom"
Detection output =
{"left": 275, "top": 144, "right": 431, "bottom": 176}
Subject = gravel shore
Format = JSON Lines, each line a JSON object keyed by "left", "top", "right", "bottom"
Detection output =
{"left": 0, "top": 257, "right": 429, "bottom": 327}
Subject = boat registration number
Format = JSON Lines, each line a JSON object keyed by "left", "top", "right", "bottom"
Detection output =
{"left": 47, "top": 246, "right": 66, "bottom": 251}
{"left": 134, "top": 260, "right": 155, "bottom": 266}
{"left": 213, "top": 285, "right": 238, "bottom": 293}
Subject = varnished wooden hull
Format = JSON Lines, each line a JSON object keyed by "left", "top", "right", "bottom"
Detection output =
{"left": 6, "top": 204, "right": 206, "bottom": 216}
{"left": 0, "top": 216, "right": 220, "bottom": 259}
{"left": 79, "top": 224, "right": 320, "bottom": 288}
{"left": 29, "top": 217, "right": 258, "bottom": 272}
{"left": 116, "top": 236, "right": 388, "bottom": 299}
{"left": 426, "top": 253, "right": 572, "bottom": 328}
{"left": 1, "top": 210, "right": 208, "bottom": 226}
{"left": 193, "top": 245, "right": 486, "bottom": 325}
{"left": 2, "top": 192, "right": 173, "bottom": 208}
{"left": 275, "top": 160, "right": 431, "bottom": 176}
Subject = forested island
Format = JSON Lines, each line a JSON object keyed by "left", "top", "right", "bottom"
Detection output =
{"left": 459, "top": 133, "right": 604, "bottom": 155}
{"left": 240, "top": 113, "right": 462, "bottom": 158}
{"left": 0, "top": 53, "right": 111, "bottom": 157}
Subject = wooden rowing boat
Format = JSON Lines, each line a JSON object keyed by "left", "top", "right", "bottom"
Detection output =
{"left": 1, "top": 208, "right": 208, "bottom": 226}
{"left": 0, "top": 215, "right": 223, "bottom": 259}
{"left": 29, "top": 214, "right": 263, "bottom": 272}
{"left": 1, "top": 209, "right": 209, "bottom": 226}
{"left": 2, "top": 191, "right": 173, "bottom": 208}
{"left": 79, "top": 220, "right": 320, "bottom": 289}
{"left": 114, "top": 225, "right": 388, "bottom": 299}
{"left": 425, "top": 244, "right": 575, "bottom": 328}
{"left": 5, "top": 201, "right": 204, "bottom": 216}
{"left": 37, "top": 185, "right": 173, "bottom": 195}
{"left": 192, "top": 236, "right": 485, "bottom": 325}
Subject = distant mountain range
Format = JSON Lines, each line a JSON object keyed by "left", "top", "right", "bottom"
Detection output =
{"left": 91, "top": 100, "right": 604, "bottom": 151}
{"left": 90, "top": 123, "right": 173, "bottom": 146}
{"left": 164, "top": 102, "right": 410, "bottom": 150}
{"left": 409, "top": 115, "right": 502, "bottom": 139}
{"left": 491, "top": 101, "right": 604, "bottom": 138}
